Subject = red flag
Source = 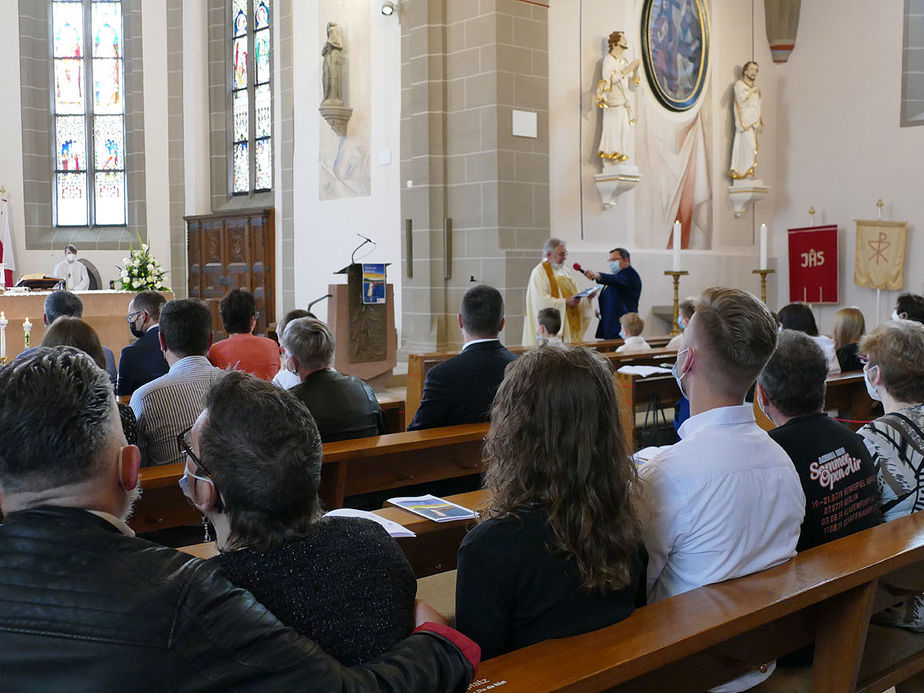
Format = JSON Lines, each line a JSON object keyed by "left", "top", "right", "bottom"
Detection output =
{"left": 788, "top": 225, "right": 838, "bottom": 304}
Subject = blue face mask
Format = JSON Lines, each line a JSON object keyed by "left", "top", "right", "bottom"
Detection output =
{"left": 608, "top": 261, "right": 621, "bottom": 274}
{"left": 677, "top": 316, "right": 686, "bottom": 330}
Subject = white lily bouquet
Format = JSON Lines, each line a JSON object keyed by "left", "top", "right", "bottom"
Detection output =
{"left": 117, "top": 241, "right": 169, "bottom": 291}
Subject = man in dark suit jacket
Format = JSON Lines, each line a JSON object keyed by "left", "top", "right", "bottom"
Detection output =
{"left": 117, "top": 291, "right": 169, "bottom": 397}
{"left": 583, "top": 247, "right": 642, "bottom": 339}
{"left": 409, "top": 285, "right": 517, "bottom": 431}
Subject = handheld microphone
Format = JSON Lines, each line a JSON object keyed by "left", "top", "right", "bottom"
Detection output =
{"left": 573, "top": 263, "right": 583, "bottom": 272}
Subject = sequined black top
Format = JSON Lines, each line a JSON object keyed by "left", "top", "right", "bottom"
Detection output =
{"left": 214, "top": 516, "right": 417, "bottom": 665}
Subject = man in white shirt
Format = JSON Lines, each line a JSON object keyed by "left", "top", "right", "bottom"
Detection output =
{"left": 638, "top": 287, "right": 805, "bottom": 692}
{"left": 52, "top": 244, "right": 90, "bottom": 291}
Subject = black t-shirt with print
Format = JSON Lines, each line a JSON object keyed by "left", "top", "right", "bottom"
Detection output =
{"left": 770, "top": 413, "right": 881, "bottom": 551}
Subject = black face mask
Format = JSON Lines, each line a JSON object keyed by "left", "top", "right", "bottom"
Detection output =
{"left": 130, "top": 321, "right": 145, "bottom": 339}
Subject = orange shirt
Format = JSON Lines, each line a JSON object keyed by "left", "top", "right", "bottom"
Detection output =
{"left": 208, "top": 333, "right": 281, "bottom": 381}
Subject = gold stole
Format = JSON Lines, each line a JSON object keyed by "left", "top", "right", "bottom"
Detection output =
{"left": 541, "top": 260, "right": 581, "bottom": 339}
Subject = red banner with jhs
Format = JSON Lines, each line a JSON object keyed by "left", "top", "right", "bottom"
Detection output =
{"left": 788, "top": 225, "right": 838, "bottom": 304}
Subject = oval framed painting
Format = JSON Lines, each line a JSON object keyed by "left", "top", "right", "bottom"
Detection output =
{"left": 641, "top": 0, "right": 710, "bottom": 112}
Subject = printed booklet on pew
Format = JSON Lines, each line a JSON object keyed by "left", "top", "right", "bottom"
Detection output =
{"left": 386, "top": 494, "right": 478, "bottom": 523}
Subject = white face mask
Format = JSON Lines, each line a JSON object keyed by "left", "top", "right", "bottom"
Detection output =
{"left": 892, "top": 310, "right": 902, "bottom": 321}
{"left": 864, "top": 364, "right": 882, "bottom": 402}
{"left": 672, "top": 347, "right": 690, "bottom": 399}
{"left": 65, "top": 253, "right": 76, "bottom": 264}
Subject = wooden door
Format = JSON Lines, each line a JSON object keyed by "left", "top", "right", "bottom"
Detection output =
{"left": 185, "top": 208, "right": 275, "bottom": 340}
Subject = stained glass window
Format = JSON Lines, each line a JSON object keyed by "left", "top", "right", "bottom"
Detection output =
{"left": 52, "top": 0, "right": 127, "bottom": 227}
{"left": 230, "top": 0, "right": 272, "bottom": 194}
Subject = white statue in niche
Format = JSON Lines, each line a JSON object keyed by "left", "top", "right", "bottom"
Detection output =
{"left": 729, "top": 60, "right": 763, "bottom": 182}
{"left": 322, "top": 22, "right": 344, "bottom": 105}
{"left": 319, "top": 21, "right": 352, "bottom": 137}
{"left": 596, "top": 31, "right": 641, "bottom": 166}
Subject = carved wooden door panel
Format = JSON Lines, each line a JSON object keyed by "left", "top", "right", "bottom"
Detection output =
{"left": 185, "top": 208, "right": 275, "bottom": 339}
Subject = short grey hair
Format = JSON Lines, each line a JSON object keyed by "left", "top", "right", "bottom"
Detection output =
{"left": 543, "top": 238, "right": 566, "bottom": 257}
{"left": 757, "top": 330, "right": 827, "bottom": 417}
{"left": 0, "top": 346, "right": 115, "bottom": 493}
{"left": 281, "top": 317, "right": 335, "bottom": 371}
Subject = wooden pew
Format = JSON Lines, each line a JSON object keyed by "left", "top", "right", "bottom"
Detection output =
{"left": 118, "top": 391, "right": 408, "bottom": 433}
{"left": 616, "top": 370, "right": 875, "bottom": 451}
{"left": 179, "top": 488, "right": 490, "bottom": 579}
{"left": 406, "top": 338, "right": 674, "bottom": 426}
{"left": 470, "top": 511, "right": 924, "bottom": 692}
{"left": 130, "top": 423, "right": 489, "bottom": 534}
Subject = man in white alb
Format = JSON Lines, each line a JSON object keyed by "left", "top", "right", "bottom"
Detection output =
{"left": 521, "top": 239, "right": 593, "bottom": 347}
{"left": 638, "top": 287, "right": 805, "bottom": 692}
{"left": 52, "top": 244, "right": 90, "bottom": 291}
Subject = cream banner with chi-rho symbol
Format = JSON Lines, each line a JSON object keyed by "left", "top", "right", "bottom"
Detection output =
{"left": 854, "top": 220, "right": 907, "bottom": 291}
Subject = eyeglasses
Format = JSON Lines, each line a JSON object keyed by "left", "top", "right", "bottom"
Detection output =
{"left": 126, "top": 310, "right": 143, "bottom": 323}
{"left": 177, "top": 424, "right": 214, "bottom": 480}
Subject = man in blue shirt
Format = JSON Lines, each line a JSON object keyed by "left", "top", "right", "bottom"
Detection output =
{"left": 583, "top": 247, "right": 642, "bottom": 339}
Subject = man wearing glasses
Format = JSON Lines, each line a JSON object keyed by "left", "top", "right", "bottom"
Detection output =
{"left": 117, "top": 290, "right": 168, "bottom": 397}
{"left": 130, "top": 298, "right": 224, "bottom": 466}
{"left": 0, "top": 346, "right": 479, "bottom": 689}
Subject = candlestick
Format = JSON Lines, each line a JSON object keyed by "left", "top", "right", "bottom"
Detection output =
{"left": 751, "top": 269, "right": 775, "bottom": 305}
{"left": 23, "top": 317, "right": 32, "bottom": 350}
{"left": 664, "top": 270, "right": 689, "bottom": 336}
{"left": 0, "top": 311, "right": 6, "bottom": 363}
{"left": 672, "top": 220, "right": 682, "bottom": 272}
{"left": 759, "top": 223, "right": 768, "bottom": 270}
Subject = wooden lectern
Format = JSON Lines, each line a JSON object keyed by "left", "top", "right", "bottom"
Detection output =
{"left": 328, "top": 263, "right": 396, "bottom": 390}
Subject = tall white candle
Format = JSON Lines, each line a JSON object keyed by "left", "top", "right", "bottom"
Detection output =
{"left": 672, "top": 220, "right": 682, "bottom": 271}
{"left": 23, "top": 316, "right": 32, "bottom": 350}
{"left": 0, "top": 311, "right": 7, "bottom": 360}
{"left": 759, "top": 223, "right": 768, "bottom": 270}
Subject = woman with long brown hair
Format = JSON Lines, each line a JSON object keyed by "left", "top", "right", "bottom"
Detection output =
{"left": 454, "top": 346, "right": 644, "bottom": 659}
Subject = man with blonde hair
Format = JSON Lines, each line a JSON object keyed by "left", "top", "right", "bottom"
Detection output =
{"left": 638, "top": 287, "right": 805, "bottom": 692}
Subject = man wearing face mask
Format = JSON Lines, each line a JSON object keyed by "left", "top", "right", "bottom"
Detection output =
{"left": 52, "top": 244, "right": 90, "bottom": 291}
{"left": 582, "top": 247, "right": 641, "bottom": 340}
{"left": 892, "top": 293, "right": 924, "bottom": 325}
{"left": 0, "top": 347, "right": 479, "bottom": 690}
{"left": 638, "top": 287, "right": 805, "bottom": 693}
{"left": 117, "top": 290, "right": 169, "bottom": 397}
{"left": 756, "top": 329, "right": 880, "bottom": 552}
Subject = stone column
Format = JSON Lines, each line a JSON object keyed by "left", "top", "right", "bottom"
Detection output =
{"left": 400, "top": 0, "right": 549, "bottom": 352}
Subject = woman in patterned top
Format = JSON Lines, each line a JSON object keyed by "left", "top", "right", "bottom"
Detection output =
{"left": 858, "top": 318, "right": 924, "bottom": 630}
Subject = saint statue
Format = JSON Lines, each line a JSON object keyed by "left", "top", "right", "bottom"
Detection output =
{"left": 322, "top": 22, "right": 344, "bottom": 105}
{"left": 729, "top": 61, "right": 763, "bottom": 181}
{"left": 595, "top": 31, "right": 641, "bottom": 165}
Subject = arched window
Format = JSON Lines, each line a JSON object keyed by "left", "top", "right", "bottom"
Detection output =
{"left": 51, "top": 0, "right": 127, "bottom": 227}
{"left": 230, "top": 0, "right": 272, "bottom": 194}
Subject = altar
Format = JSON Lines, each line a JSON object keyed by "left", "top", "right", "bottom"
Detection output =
{"left": 0, "top": 290, "right": 175, "bottom": 361}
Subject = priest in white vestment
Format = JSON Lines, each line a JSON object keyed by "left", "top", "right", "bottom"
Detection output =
{"left": 521, "top": 239, "right": 593, "bottom": 347}
{"left": 52, "top": 244, "right": 90, "bottom": 291}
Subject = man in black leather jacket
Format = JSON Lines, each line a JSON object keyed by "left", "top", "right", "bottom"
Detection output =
{"left": 0, "top": 347, "right": 478, "bottom": 691}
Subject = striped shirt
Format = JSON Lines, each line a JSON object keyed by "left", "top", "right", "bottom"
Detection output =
{"left": 130, "top": 356, "right": 225, "bottom": 467}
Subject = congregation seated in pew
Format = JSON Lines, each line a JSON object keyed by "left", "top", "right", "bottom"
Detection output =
{"left": 0, "top": 347, "right": 479, "bottom": 689}
{"left": 280, "top": 316, "right": 384, "bottom": 442}
{"left": 118, "top": 290, "right": 169, "bottom": 397}
{"left": 756, "top": 329, "right": 881, "bottom": 552}
{"left": 857, "top": 318, "right": 924, "bottom": 632}
{"left": 455, "top": 347, "right": 645, "bottom": 659}
{"left": 271, "top": 307, "right": 313, "bottom": 390}
{"left": 778, "top": 301, "right": 841, "bottom": 374}
{"left": 178, "top": 371, "right": 420, "bottom": 665}
{"left": 535, "top": 306, "right": 563, "bottom": 347}
{"left": 832, "top": 305, "right": 866, "bottom": 372}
